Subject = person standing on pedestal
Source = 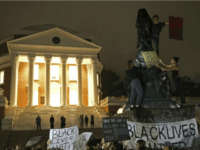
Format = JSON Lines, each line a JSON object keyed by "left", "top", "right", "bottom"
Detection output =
{"left": 125, "top": 60, "right": 143, "bottom": 109}
{"left": 36, "top": 115, "right": 41, "bottom": 130}
{"left": 140, "top": 15, "right": 169, "bottom": 56}
{"left": 150, "top": 15, "right": 169, "bottom": 56}
{"left": 50, "top": 115, "right": 54, "bottom": 129}
{"left": 156, "top": 57, "right": 186, "bottom": 107}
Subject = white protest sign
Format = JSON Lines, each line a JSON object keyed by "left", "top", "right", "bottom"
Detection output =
{"left": 124, "top": 119, "right": 200, "bottom": 149}
{"left": 49, "top": 125, "right": 79, "bottom": 150}
{"left": 73, "top": 132, "right": 92, "bottom": 150}
{"left": 81, "top": 132, "right": 93, "bottom": 141}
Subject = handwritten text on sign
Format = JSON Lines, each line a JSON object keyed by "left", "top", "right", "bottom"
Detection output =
{"left": 126, "top": 119, "right": 199, "bottom": 149}
{"left": 49, "top": 125, "right": 79, "bottom": 150}
{"left": 102, "top": 118, "right": 130, "bottom": 142}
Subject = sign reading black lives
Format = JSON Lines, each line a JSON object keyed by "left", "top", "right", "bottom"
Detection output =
{"left": 102, "top": 117, "right": 130, "bottom": 142}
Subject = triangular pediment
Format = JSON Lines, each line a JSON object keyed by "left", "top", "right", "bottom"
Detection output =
{"left": 8, "top": 28, "right": 101, "bottom": 49}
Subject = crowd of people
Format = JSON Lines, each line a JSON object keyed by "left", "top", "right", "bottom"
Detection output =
{"left": 5, "top": 139, "right": 195, "bottom": 150}
{"left": 35, "top": 114, "right": 95, "bottom": 130}
{"left": 78, "top": 114, "right": 95, "bottom": 128}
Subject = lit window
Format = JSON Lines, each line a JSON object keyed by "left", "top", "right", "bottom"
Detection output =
{"left": 97, "top": 73, "right": 99, "bottom": 87}
{"left": 0, "top": 70, "right": 4, "bottom": 84}
{"left": 69, "top": 84, "right": 78, "bottom": 105}
{"left": 34, "top": 64, "right": 39, "bottom": 80}
{"left": 51, "top": 65, "right": 59, "bottom": 80}
{"left": 69, "top": 66, "right": 77, "bottom": 81}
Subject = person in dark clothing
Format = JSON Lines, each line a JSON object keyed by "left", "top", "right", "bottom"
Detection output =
{"left": 81, "top": 114, "right": 84, "bottom": 128}
{"left": 90, "top": 115, "right": 94, "bottom": 128}
{"left": 85, "top": 115, "right": 89, "bottom": 127}
{"left": 141, "top": 15, "right": 169, "bottom": 56}
{"left": 50, "top": 115, "right": 55, "bottom": 129}
{"left": 82, "top": 114, "right": 84, "bottom": 127}
{"left": 60, "top": 116, "right": 63, "bottom": 128}
{"left": 156, "top": 57, "right": 186, "bottom": 107}
{"left": 113, "top": 141, "right": 123, "bottom": 150}
{"left": 36, "top": 115, "right": 41, "bottom": 130}
{"left": 60, "top": 116, "right": 66, "bottom": 128}
{"left": 63, "top": 116, "right": 66, "bottom": 128}
{"left": 125, "top": 60, "right": 143, "bottom": 109}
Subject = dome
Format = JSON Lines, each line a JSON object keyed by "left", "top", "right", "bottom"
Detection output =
{"left": 22, "top": 24, "right": 79, "bottom": 34}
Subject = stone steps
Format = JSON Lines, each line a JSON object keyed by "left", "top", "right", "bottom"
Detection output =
{"left": 12, "top": 107, "right": 104, "bottom": 130}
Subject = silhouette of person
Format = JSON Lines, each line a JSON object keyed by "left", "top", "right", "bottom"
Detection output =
{"left": 36, "top": 115, "right": 41, "bottom": 130}
{"left": 90, "top": 115, "right": 94, "bottom": 128}
{"left": 50, "top": 115, "right": 54, "bottom": 129}
{"left": 85, "top": 115, "right": 88, "bottom": 127}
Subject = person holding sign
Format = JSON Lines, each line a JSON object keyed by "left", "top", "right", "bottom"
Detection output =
{"left": 156, "top": 57, "right": 186, "bottom": 107}
{"left": 125, "top": 60, "right": 143, "bottom": 109}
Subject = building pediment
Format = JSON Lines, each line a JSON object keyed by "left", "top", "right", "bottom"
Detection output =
{"left": 7, "top": 28, "right": 101, "bottom": 56}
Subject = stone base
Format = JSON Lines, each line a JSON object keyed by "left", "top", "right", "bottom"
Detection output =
{"left": 115, "top": 106, "right": 195, "bottom": 123}
{"left": 124, "top": 98, "right": 177, "bottom": 112}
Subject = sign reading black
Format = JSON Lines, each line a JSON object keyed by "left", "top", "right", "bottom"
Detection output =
{"left": 102, "top": 117, "right": 130, "bottom": 142}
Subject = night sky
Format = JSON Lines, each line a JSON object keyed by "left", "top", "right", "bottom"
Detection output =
{"left": 0, "top": 1, "right": 200, "bottom": 83}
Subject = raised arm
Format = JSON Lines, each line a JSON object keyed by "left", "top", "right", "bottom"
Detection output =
{"left": 156, "top": 64, "right": 179, "bottom": 71}
{"left": 159, "top": 59, "right": 172, "bottom": 68}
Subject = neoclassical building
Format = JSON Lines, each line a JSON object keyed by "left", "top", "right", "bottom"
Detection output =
{"left": 0, "top": 24, "right": 103, "bottom": 108}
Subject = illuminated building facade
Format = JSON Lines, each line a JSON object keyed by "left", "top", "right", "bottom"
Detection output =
{"left": 0, "top": 25, "right": 103, "bottom": 108}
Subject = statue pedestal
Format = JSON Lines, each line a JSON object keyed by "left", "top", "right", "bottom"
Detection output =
{"left": 116, "top": 106, "right": 195, "bottom": 123}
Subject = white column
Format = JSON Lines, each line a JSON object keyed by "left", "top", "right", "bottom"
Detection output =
{"left": 27, "top": 55, "right": 36, "bottom": 107}
{"left": 60, "top": 57, "right": 68, "bottom": 106}
{"left": 76, "top": 57, "right": 83, "bottom": 106}
{"left": 44, "top": 56, "right": 52, "bottom": 107}
{"left": 91, "top": 58, "right": 98, "bottom": 106}
{"left": 10, "top": 54, "right": 19, "bottom": 107}
{"left": 87, "top": 64, "right": 93, "bottom": 106}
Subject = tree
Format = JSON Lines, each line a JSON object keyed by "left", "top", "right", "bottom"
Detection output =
{"left": 101, "top": 68, "right": 125, "bottom": 99}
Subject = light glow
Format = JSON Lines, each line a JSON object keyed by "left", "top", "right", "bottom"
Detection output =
{"left": 34, "top": 64, "right": 39, "bottom": 80}
{"left": 50, "top": 82, "right": 61, "bottom": 107}
{"left": 0, "top": 70, "right": 4, "bottom": 84}
{"left": 69, "top": 66, "right": 77, "bottom": 81}
{"left": 69, "top": 84, "right": 78, "bottom": 105}
{"left": 97, "top": 73, "right": 99, "bottom": 87}
{"left": 51, "top": 65, "right": 59, "bottom": 80}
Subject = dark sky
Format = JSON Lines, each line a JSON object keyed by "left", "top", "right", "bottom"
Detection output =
{"left": 0, "top": 1, "right": 200, "bottom": 82}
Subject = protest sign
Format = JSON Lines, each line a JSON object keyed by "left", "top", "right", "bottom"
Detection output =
{"left": 102, "top": 117, "right": 130, "bottom": 142}
{"left": 73, "top": 132, "right": 92, "bottom": 150}
{"left": 124, "top": 119, "right": 200, "bottom": 149}
{"left": 81, "top": 132, "right": 92, "bottom": 141}
{"left": 49, "top": 125, "right": 79, "bottom": 150}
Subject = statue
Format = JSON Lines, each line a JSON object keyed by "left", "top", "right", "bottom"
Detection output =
{"left": 123, "top": 9, "right": 176, "bottom": 111}
{"left": 135, "top": 8, "right": 154, "bottom": 51}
